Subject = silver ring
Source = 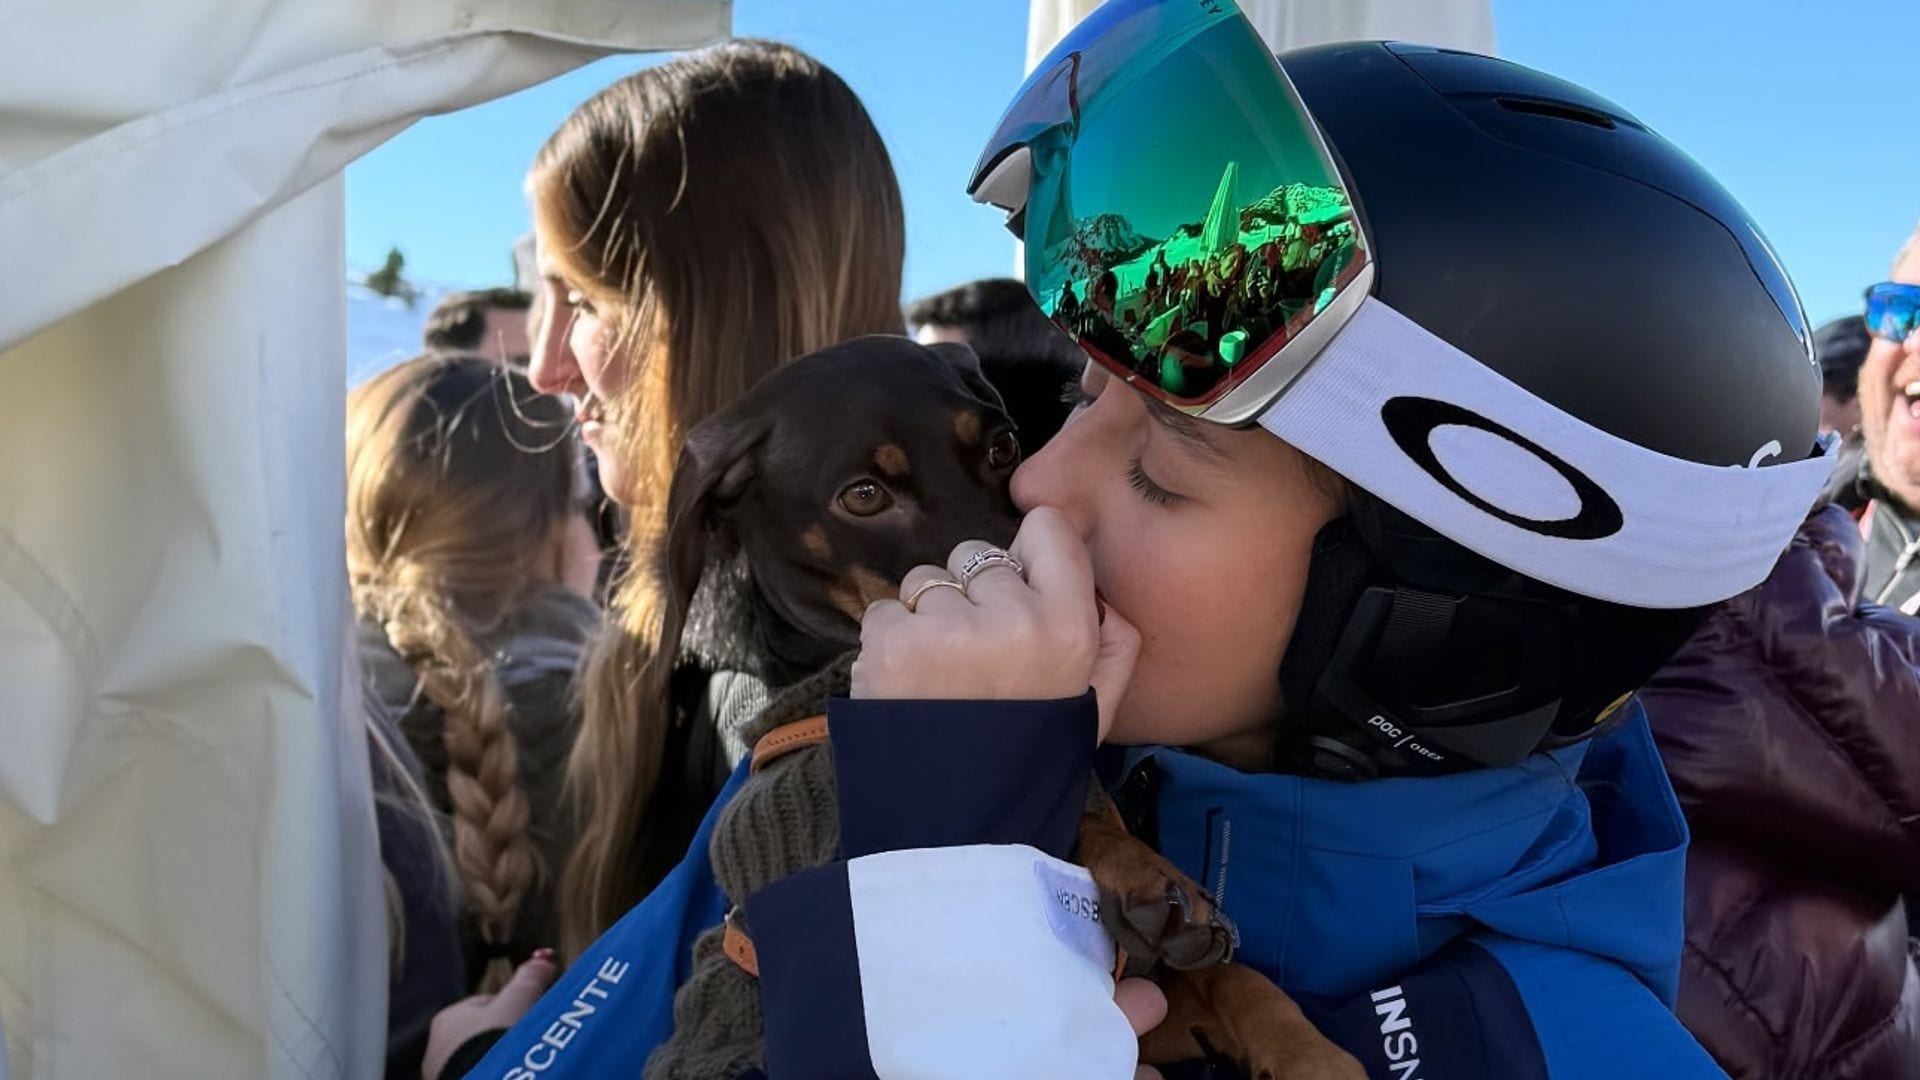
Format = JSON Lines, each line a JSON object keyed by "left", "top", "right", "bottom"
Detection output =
{"left": 902, "top": 578, "right": 967, "bottom": 613}
{"left": 957, "top": 547, "right": 1025, "bottom": 585}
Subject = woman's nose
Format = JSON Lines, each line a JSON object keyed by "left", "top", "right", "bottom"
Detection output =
{"left": 1009, "top": 440, "right": 1063, "bottom": 516}
{"left": 528, "top": 302, "right": 581, "bottom": 397}
{"left": 1011, "top": 401, "right": 1103, "bottom": 530}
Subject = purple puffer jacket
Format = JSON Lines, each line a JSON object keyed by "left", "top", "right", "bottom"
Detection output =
{"left": 1640, "top": 504, "right": 1920, "bottom": 1079}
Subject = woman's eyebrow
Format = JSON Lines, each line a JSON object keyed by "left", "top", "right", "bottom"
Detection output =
{"left": 1144, "top": 400, "right": 1228, "bottom": 464}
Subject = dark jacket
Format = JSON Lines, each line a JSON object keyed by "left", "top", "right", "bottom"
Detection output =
{"left": 636, "top": 554, "right": 778, "bottom": 898}
{"left": 1862, "top": 496, "right": 1920, "bottom": 614}
{"left": 360, "top": 584, "right": 598, "bottom": 987}
{"left": 366, "top": 694, "right": 466, "bottom": 1080}
{"left": 1640, "top": 504, "right": 1920, "bottom": 1079}
{"left": 1821, "top": 436, "right": 1870, "bottom": 517}
{"left": 1826, "top": 451, "right": 1920, "bottom": 611}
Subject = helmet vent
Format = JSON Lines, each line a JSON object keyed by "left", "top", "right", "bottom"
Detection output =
{"left": 1495, "top": 97, "right": 1617, "bottom": 130}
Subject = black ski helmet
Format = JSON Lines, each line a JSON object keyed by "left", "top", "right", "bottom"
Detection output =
{"left": 968, "top": 9, "right": 1832, "bottom": 778}
{"left": 1268, "top": 42, "right": 1824, "bottom": 778}
{"left": 1282, "top": 42, "right": 1815, "bottom": 466}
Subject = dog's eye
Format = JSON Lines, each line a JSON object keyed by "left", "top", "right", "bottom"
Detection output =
{"left": 987, "top": 429, "right": 1021, "bottom": 470}
{"left": 837, "top": 480, "right": 893, "bottom": 517}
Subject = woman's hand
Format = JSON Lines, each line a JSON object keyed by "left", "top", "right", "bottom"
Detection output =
{"left": 421, "top": 952, "right": 556, "bottom": 1080}
{"left": 853, "top": 508, "right": 1141, "bottom": 740}
{"left": 1117, "top": 977, "right": 1170, "bottom": 1080}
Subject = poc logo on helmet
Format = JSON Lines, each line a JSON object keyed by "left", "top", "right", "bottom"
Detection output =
{"left": 1367, "top": 715, "right": 1446, "bottom": 763}
{"left": 1368, "top": 715, "right": 1408, "bottom": 739}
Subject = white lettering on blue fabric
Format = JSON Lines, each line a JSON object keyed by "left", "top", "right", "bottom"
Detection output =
{"left": 1372, "top": 984, "right": 1423, "bottom": 1079}
{"left": 496, "top": 956, "right": 633, "bottom": 1077}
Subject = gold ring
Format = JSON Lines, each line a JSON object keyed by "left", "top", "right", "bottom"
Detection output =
{"left": 957, "top": 547, "right": 1025, "bottom": 585}
{"left": 902, "top": 578, "right": 967, "bottom": 613}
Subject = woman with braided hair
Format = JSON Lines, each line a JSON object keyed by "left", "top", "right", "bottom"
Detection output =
{"left": 346, "top": 353, "right": 601, "bottom": 1069}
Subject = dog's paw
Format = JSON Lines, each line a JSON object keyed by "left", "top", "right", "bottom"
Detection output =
{"left": 1101, "top": 870, "right": 1238, "bottom": 970}
{"left": 1077, "top": 806, "right": 1238, "bottom": 970}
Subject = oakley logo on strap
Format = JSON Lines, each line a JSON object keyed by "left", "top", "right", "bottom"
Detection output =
{"left": 1381, "top": 396, "right": 1624, "bottom": 541}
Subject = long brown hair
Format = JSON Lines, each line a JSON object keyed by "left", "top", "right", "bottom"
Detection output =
{"left": 530, "top": 39, "right": 906, "bottom": 955}
{"left": 347, "top": 353, "right": 578, "bottom": 990}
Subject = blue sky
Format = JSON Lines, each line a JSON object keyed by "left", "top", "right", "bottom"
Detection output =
{"left": 346, "top": 0, "right": 1919, "bottom": 328}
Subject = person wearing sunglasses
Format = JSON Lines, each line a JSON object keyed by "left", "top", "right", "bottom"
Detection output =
{"left": 1850, "top": 234, "right": 1920, "bottom": 613}
{"left": 450, "top": 3, "right": 1838, "bottom": 1077}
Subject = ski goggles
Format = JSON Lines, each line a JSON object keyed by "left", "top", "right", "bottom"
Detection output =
{"left": 1866, "top": 282, "right": 1920, "bottom": 343}
{"left": 968, "top": 0, "right": 1373, "bottom": 426}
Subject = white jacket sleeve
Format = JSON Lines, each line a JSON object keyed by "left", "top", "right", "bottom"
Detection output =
{"left": 742, "top": 693, "right": 1137, "bottom": 1080}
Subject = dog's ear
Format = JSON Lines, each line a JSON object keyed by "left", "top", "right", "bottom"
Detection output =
{"left": 923, "top": 339, "right": 1007, "bottom": 414}
{"left": 655, "top": 409, "right": 770, "bottom": 660}
{"left": 671, "top": 419, "right": 762, "bottom": 523}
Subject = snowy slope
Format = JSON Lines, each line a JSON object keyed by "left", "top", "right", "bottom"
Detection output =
{"left": 346, "top": 281, "right": 447, "bottom": 386}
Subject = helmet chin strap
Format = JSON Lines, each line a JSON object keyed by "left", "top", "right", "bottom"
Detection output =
{"left": 1274, "top": 516, "right": 1378, "bottom": 777}
{"left": 1272, "top": 501, "right": 1578, "bottom": 781}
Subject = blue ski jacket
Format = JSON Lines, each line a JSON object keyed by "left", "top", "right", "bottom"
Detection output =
{"left": 461, "top": 695, "right": 1724, "bottom": 1079}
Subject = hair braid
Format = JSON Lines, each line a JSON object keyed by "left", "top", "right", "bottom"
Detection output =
{"left": 381, "top": 581, "right": 540, "bottom": 992}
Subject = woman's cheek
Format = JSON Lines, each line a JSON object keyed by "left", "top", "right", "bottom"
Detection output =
{"left": 570, "top": 316, "right": 612, "bottom": 386}
{"left": 1091, "top": 584, "right": 1192, "bottom": 746}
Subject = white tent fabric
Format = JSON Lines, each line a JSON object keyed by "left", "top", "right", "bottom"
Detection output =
{"left": 0, "top": 3, "right": 728, "bottom": 1078}
{"left": 1028, "top": 0, "right": 1495, "bottom": 70}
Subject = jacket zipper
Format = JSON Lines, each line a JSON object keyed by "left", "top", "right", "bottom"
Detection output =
{"left": 1873, "top": 505, "right": 1920, "bottom": 606}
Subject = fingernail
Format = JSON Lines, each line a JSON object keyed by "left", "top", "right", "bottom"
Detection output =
{"left": 531, "top": 947, "right": 555, "bottom": 963}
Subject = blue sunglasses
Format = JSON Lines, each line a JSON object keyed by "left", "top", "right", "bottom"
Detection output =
{"left": 1866, "top": 282, "right": 1920, "bottom": 342}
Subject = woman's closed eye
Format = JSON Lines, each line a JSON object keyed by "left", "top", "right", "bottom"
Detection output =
{"left": 1126, "top": 458, "right": 1185, "bottom": 507}
{"left": 1060, "top": 380, "right": 1188, "bottom": 505}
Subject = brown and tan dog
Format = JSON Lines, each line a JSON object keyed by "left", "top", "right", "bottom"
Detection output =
{"left": 642, "top": 335, "right": 1359, "bottom": 1080}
